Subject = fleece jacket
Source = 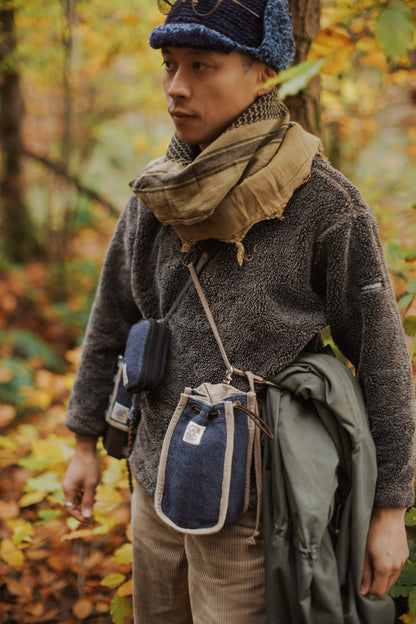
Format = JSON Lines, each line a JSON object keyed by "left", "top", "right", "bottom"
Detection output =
{"left": 65, "top": 156, "right": 416, "bottom": 509}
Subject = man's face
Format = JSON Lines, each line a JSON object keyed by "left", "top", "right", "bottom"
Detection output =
{"left": 161, "top": 47, "right": 269, "bottom": 150}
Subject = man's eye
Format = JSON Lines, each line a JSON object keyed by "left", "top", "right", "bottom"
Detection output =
{"left": 193, "top": 62, "right": 207, "bottom": 70}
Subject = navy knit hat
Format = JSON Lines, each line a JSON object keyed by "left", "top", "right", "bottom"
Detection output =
{"left": 149, "top": 0, "right": 295, "bottom": 72}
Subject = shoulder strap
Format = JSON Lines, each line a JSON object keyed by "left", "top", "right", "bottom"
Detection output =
{"left": 162, "top": 251, "right": 210, "bottom": 324}
{"left": 188, "top": 262, "right": 279, "bottom": 388}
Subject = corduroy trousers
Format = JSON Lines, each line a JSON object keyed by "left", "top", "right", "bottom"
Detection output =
{"left": 131, "top": 484, "right": 266, "bottom": 624}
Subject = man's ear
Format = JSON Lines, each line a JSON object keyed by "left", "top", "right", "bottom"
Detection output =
{"left": 256, "top": 64, "right": 278, "bottom": 97}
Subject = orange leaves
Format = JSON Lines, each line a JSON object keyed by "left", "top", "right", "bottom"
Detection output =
{"left": 0, "top": 404, "right": 16, "bottom": 427}
{"left": 406, "top": 127, "right": 416, "bottom": 160}
{"left": 0, "top": 500, "right": 19, "bottom": 520}
{"left": 308, "top": 27, "right": 355, "bottom": 75}
{"left": 0, "top": 404, "right": 133, "bottom": 623}
{"left": 118, "top": 578, "right": 133, "bottom": 597}
{"left": 73, "top": 597, "right": 94, "bottom": 619}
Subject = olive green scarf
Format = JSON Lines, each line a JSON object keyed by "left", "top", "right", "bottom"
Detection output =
{"left": 130, "top": 92, "right": 322, "bottom": 264}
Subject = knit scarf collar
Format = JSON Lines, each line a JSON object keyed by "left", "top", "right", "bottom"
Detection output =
{"left": 130, "top": 91, "right": 322, "bottom": 264}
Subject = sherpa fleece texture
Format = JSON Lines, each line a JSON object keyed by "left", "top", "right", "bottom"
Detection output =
{"left": 66, "top": 157, "right": 416, "bottom": 508}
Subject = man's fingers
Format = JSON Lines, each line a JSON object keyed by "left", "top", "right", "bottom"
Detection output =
{"left": 367, "top": 564, "right": 390, "bottom": 596}
{"left": 359, "top": 552, "right": 372, "bottom": 595}
{"left": 62, "top": 442, "right": 100, "bottom": 523}
{"left": 81, "top": 485, "right": 96, "bottom": 521}
{"left": 362, "top": 557, "right": 406, "bottom": 597}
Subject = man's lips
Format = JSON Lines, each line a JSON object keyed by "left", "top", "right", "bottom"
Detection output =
{"left": 169, "top": 109, "right": 198, "bottom": 121}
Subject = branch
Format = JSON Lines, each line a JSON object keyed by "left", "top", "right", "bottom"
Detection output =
{"left": 23, "top": 148, "right": 120, "bottom": 217}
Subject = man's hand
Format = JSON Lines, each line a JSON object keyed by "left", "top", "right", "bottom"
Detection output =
{"left": 62, "top": 434, "right": 100, "bottom": 523}
{"left": 360, "top": 506, "right": 409, "bottom": 596}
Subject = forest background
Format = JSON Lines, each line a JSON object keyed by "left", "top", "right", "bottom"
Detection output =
{"left": 1, "top": 0, "right": 416, "bottom": 622}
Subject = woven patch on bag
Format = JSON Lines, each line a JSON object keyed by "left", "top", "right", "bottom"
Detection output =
{"left": 183, "top": 421, "right": 206, "bottom": 446}
{"left": 110, "top": 401, "right": 130, "bottom": 426}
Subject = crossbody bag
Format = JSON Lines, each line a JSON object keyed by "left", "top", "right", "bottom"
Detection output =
{"left": 154, "top": 261, "right": 276, "bottom": 537}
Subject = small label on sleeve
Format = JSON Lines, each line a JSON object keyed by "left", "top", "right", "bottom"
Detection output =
{"left": 361, "top": 282, "right": 383, "bottom": 292}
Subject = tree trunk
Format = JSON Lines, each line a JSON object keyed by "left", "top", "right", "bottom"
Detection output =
{"left": 287, "top": 0, "right": 322, "bottom": 136}
{"left": 0, "top": 9, "right": 38, "bottom": 262}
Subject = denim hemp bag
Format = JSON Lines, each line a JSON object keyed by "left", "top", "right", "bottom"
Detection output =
{"left": 154, "top": 262, "right": 275, "bottom": 535}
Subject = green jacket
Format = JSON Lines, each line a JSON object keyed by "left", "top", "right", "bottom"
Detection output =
{"left": 262, "top": 351, "right": 395, "bottom": 624}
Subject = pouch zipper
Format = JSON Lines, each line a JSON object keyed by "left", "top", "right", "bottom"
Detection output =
{"left": 137, "top": 319, "right": 167, "bottom": 392}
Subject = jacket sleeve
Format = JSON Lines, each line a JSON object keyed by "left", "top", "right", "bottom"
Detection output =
{"left": 65, "top": 196, "right": 142, "bottom": 438}
{"left": 314, "top": 209, "right": 416, "bottom": 508}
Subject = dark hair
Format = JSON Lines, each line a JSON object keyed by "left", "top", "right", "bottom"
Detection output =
{"left": 239, "top": 51, "right": 256, "bottom": 72}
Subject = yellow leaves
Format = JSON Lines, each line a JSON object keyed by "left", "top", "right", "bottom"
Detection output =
{"left": 1, "top": 539, "right": 25, "bottom": 570}
{"left": 62, "top": 528, "right": 94, "bottom": 541}
{"left": 19, "top": 491, "right": 48, "bottom": 508}
{"left": 18, "top": 433, "right": 72, "bottom": 471}
{"left": 102, "top": 573, "right": 127, "bottom": 588}
{"left": 356, "top": 37, "right": 389, "bottom": 70}
{"left": 95, "top": 484, "right": 124, "bottom": 513}
{"left": 0, "top": 435, "right": 18, "bottom": 452}
{"left": 8, "top": 519, "right": 35, "bottom": 545}
{"left": 308, "top": 27, "right": 355, "bottom": 75}
{"left": 31, "top": 438, "right": 65, "bottom": 465}
{"left": 21, "top": 369, "right": 67, "bottom": 410}
{"left": 93, "top": 514, "right": 119, "bottom": 535}
{"left": 400, "top": 615, "right": 416, "bottom": 624}
{"left": 112, "top": 543, "right": 133, "bottom": 566}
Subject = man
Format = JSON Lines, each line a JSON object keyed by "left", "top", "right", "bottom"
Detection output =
{"left": 62, "top": 0, "right": 416, "bottom": 622}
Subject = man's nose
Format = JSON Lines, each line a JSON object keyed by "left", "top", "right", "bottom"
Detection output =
{"left": 167, "top": 69, "right": 191, "bottom": 99}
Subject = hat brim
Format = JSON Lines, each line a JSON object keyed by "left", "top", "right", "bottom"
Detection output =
{"left": 150, "top": 23, "right": 258, "bottom": 58}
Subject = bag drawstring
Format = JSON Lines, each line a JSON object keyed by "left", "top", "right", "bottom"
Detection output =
{"left": 232, "top": 401, "right": 274, "bottom": 440}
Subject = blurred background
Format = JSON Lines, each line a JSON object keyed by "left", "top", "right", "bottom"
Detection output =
{"left": 0, "top": 0, "right": 415, "bottom": 622}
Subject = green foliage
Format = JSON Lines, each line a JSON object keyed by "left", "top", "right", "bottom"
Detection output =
{"left": 376, "top": 0, "right": 416, "bottom": 61}
{"left": 404, "top": 317, "right": 416, "bottom": 337}
{"left": 0, "top": 357, "right": 34, "bottom": 407}
{"left": 110, "top": 594, "right": 131, "bottom": 624}
{"left": 264, "top": 59, "right": 325, "bottom": 99}
{"left": 0, "top": 330, "right": 64, "bottom": 371}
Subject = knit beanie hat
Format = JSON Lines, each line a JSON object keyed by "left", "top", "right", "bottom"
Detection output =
{"left": 149, "top": 0, "right": 295, "bottom": 72}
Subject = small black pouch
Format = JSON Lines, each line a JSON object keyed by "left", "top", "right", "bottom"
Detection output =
{"left": 122, "top": 318, "right": 170, "bottom": 393}
{"left": 104, "top": 320, "right": 170, "bottom": 459}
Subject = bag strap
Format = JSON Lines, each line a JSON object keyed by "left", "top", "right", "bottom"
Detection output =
{"left": 163, "top": 251, "right": 210, "bottom": 324}
{"left": 188, "top": 261, "right": 233, "bottom": 377}
{"left": 188, "top": 262, "right": 279, "bottom": 388}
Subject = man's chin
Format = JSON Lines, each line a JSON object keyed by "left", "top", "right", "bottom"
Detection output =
{"left": 175, "top": 130, "right": 216, "bottom": 149}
